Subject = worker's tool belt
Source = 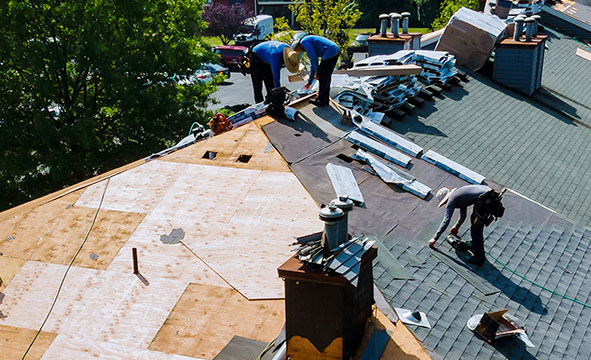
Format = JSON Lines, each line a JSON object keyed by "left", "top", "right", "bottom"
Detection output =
{"left": 474, "top": 190, "right": 505, "bottom": 226}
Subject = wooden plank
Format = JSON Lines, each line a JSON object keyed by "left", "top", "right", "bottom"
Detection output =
{"left": 422, "top": 149, "right": 485, "bottom": 184}
{"left": 0, "top": 194, "right": 145, "bottom": 270}
{"left": 347, "top": 131, "right": 412, "bottom": 168}
{"left": 149, "top": 283, "right": 284, "bottom": 360}
{"left": 333, "top": 65, "right": 422, "bottom": 77}
{"left": 576, "top": 47, "right": 591, "bottom": 62}
{"left": 0, "top": 325, "right": 56, "bottom": 360}
{"left": 432, "top": 251, "right": 499, "bottom": 296}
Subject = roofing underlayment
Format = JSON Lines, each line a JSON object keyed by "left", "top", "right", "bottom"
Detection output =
{"left": 0, "top": 120, "right": 430, "bottom": 359}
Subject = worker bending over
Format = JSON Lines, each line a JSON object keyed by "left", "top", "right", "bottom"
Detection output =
{"left": 428, "top": 185, "right": 505, "bottom": 266}
{"left": 248, "top": 41, "right": 300, "bottom": 103}
{"left": 292, "top": 35, "right": 340, "bottom": 107}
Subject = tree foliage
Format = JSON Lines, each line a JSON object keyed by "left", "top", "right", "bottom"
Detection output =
{"left": 0, "top": 0, "right": 218, "bottom": 211}
{"left": 290, "top": 0, "right": 362, "bottom": 62}
{"left": 204, "top": 4, "right": 252, "bottom": 45}
{"left": 431, "top": 0, "right": 479, "bottom": 29}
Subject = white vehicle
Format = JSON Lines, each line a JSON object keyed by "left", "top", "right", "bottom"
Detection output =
{"left": 234, "top": 15, "right": 274, "bottom": 45}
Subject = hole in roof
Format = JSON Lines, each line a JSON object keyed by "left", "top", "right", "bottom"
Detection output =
{"left": 202, "top": 151, "right": 217, "bottom": 160}
{"left": 294, "top": 133, "right": 302, "bottom": 137}
{"left": 236, "top": 154, "right": 252, "bottom": 163}
{"left": 336, "top": 153, "right": 353, "bottom": 163}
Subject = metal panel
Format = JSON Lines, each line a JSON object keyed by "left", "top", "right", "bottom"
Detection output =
{"left": 326, "top": 163, "right": 365, "bottom": 205}
{"left": 422, "top": 149, "right": 485, "bottom": 184}
{"left": 347, "top": 131, "right": 412, "bottom": 168}
{"left": 359, "top": 120, "right": 423, "bottom": 157}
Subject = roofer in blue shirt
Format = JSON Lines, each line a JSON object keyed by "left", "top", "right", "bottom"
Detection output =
{"left": 292, "top": 35, "right": 340, "bottom": 107}
{"left": 428, "top": 185, "right": 505, "bottom": 266}
{"left": 248, "top": 41, "right": 301, "bottom": 103}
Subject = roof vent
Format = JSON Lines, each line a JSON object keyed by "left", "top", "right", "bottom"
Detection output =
{"left": 319, "top": 202, "right": 344, "bottom": 257}
{"left": 390, "top": 13, "right": 401, "bottom": 38}
{"left": 379, "top": 14, "right": 390, "bottom": 37}
{"left": 401, "top": 12, "right": 411, "bottom": 34}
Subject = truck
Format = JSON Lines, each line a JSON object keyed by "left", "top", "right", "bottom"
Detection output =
{"left": 234, "top": 15, "right": 274, "bottom": 45}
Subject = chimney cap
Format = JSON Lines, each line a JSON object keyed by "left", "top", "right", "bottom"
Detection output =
{"left": 390, "top": 12, "right": 401, "bottom": 19}
{"left": 532, "top": 14, "right": 541, "bottom": 20}
{"left": 333, "top": 198, "right": 354, "bottom": 212}
{"left": 514, "top": 15, "right": 526, "bottom": 21}
{"left": 401, "top": 12, "right": 411, "bottom": 17}
{"left": 379, "top": 13, "right": 390, "bottom": 20}
{"left": 524, "top": 16, "right": 535, "bottom": 23}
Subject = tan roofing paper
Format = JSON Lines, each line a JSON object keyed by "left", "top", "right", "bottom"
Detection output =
{"left": 436, "top": 7, "right": 507, "bottom": 71}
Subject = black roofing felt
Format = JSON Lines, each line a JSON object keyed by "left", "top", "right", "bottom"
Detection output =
{"left": 264, "top": 99, "right": 591, "bottom": 359}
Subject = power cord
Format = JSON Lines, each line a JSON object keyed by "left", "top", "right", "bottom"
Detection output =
{"left": 21, "top": 178, "right": 110, "bottom": 359}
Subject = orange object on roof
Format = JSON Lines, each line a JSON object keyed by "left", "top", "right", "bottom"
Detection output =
{"left": 208, "top": 113, "right": 232, "bottom": 135}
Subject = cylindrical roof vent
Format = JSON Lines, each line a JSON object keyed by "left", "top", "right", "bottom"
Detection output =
{"left": 532, "top": 14, "right": 541, "bottom": 36}
{"left": 319, "top": 203, "right": 344, "bottom": 257}
{"left": 333, "top": 198, "right": 354, "bottom": 247}
{"left": 514, "top": 16, "right": 525, "bottom": 41}
{"left": 390, "top": 13, "right": 401, "bottom": 38}
{"left": 401, "top": 12, "right": 411, "bottom": 34}
{"left": 525, "top": 17, "right": 535, "bottom": 42}
{"left": 379, "top": 14, "right": 390, "bottom": 37}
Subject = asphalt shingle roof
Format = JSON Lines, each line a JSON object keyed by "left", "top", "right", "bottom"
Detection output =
{"left": 391, "top": 64, "right": 591, "bottom": 226}
{"left": 377, "top": 222, "right": 591, "bottom": 360}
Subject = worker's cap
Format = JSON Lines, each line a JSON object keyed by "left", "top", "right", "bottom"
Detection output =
{"left": 436, "top": 187, "right": 457, "bottom": 207}
{"left": 283, "top": 47, "right": 300, "bottom": 74}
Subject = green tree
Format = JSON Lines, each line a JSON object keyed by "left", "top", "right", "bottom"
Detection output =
{"left": 0, "top": 0, "right": 218, "bottom": 211}
{"left": 289, "top": 0, "right": 362, "bottom": 62}
{"left": 431, "top": 1, "right": 479, "bottom": 29}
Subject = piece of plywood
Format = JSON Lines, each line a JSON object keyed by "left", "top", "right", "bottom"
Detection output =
{"left": 107, "top": 215, "right": 229, "bottom": 287}
{"left": 149, "top": 283, "right": 284, "bottom": 360}
{"left": 0, "top": 261, "right": 187, "bottom": 348}
{"left": 75, "top": 160, "right": 186, "bottom": 213}
{"left": 0, "top": 198, "right": 144, "bottom": 270}
{"left": 333, "top": 64, "right": 422, "bottom": 76}
{"left": 180, "top": 170, "right": 322, "bottom": 299}
{"left": 0, "top": 257, "right": 26, "bottom": 292}
{"left": 41, "top": 335, "right": 206, "bottom": 360}
{"left": 0, "top": 325, "right": 56, "bottom": 360}
{"left": 163, "top": 122, "right": 290, "bottom": 172}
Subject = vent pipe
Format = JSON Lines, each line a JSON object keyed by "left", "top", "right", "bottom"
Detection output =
{"left": 390, "top": 13, "right": 401, "bottom": 37}
{"left": 532, "top": 14, "right": 541, "bottom": 36}
{"left": 319, "top": 202, "right": 344, "bottom": 257}
{"left": 514, "top": 15, "right": 525, "bottom": 41}
{"left": 525, "top": 17, "right": 535, "bottom": 41}
{"left": 333, "top": 198, "right": 354, "bottom": 247}
{"left": 379, "top": 14, "right": 390, "bottom": 37}
{"left": 401, "top": 12, "right": 411, "bottom": 34}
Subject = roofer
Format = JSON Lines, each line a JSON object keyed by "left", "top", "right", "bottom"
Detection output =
{"left": 428, "top": 185, "right": 505, "bottom": 266}
{"left": 248, "top": 41, "right": 301, "bottom": 103}
{"left": 292, "top": 35, "right": 340, "bottom": 107}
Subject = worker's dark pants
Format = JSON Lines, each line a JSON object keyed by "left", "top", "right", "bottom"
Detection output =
{"left": 250, "top": 59, "right": 274, "bottom": 103}
{"left": 316, "top": 52, "right": 340, "bottom": 105}
{"left": 470, "top": 211, "right": 486, "bottom": 263}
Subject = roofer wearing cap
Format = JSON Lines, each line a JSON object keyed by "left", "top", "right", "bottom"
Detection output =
{"left": 292, "top": 35, "right": 340, "bottom": 107}
{"left": 249, "top": 41, "right": 300, "bottom": 103}
{"left": 428, "top": 185, "right": 505, "bottom": 266}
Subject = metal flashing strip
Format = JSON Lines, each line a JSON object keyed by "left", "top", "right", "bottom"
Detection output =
{"left": 359, "top": 121, "right": 424, "bottom": 157}
{"left": 422, "top": 150, "right": 485, "bottom": 184}
{"left": 347, "top": 131, "right": 412, "bottom": 168}
{"left": 432, "top": 251, "right": 499, "bottom": 296}
{"left": 326, "top": 163, "right": 365, "bottom": 205}
{"left": 354, "top": 149, "right": 431, "bottom": 199}
{"left": 373, "top": 237, "right": 414, "bottom": 280}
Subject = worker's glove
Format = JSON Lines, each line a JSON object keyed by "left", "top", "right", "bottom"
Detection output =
{"left": 428, "top": 238, "right": 437, "bottom": 249}
{"left": 450, "top": 227, "right": 459, "bottom": 236}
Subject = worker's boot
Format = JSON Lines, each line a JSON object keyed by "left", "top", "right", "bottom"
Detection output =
{"left": 311, "top": 98, "right": 328, "bottom": 107}
{"left": 465, "top": 255, "right": 485, "bottom": 266}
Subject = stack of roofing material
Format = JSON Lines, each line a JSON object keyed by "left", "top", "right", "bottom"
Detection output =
{"left": 347, "top": 130, "right": 412, "bottom": 168}
{"left": 358, "top": 119, "right": 424, "bottom": 157}
{"left": 436, "top": 7, "right": 507, "bottom": 71}
{"left": 412, "top": 51, "right": 457, "bottom": 84}
{"left": 227, "top": 102, "right": 268, "bottom": 127}
{"left": 331, "top": 74, "right": 421, "bottom": 115}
